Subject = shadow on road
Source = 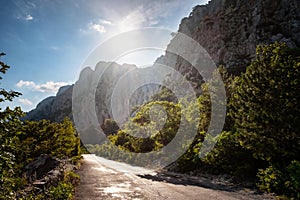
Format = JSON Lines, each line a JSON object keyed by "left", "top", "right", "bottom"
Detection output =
{"left": 137, "top": 171, "right": 255, "bottom": 193}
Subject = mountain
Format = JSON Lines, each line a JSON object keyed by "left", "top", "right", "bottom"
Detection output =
{"left": 24, "top": 62, "right": 160, "bottom": 143}
{"left": 24, "top": 0, "right": 300, "bottom": 131}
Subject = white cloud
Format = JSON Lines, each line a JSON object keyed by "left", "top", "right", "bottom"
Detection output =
{"left": 18, "top": 98, "right": 33, "bottom": 106}
{"left": 16, "top": 80, "right": 35, "bottom": 88}
{"left": 100, "top": 19, "right": 112, "bottom": 25}
{"left": 16, "top": 80, "right": 69, "bottom": 93}
{"left": 80, "top": 18, "right": 113, "bottom": 35}
{"left": 25, "top": 14, "right": 33, "bottom": 21}
{"left": 89, "top": 22, "right": 106, "bottom": 33}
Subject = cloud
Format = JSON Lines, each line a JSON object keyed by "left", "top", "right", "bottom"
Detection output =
{"left": 13, "top": 0, "right": 36, "bottom": 21}
{"left": 16, "top": 80, "right": 69, "bottom": 93}
{"left": 80, "top": 18, "right": 113, "bottom": 34}
{"left": 16, "top": 14, "right": 34, "bottom": 21}
{"left": 100, "top": 19, "right": 112, "bottom": 25}
{"left": 18, "top": 98, "right": 33, "bottom": 106}
{"left": 25, "top": 14, "right": 33, "bottom": 21}
{"left": 16, "top": 80, "right": 35, "bottom": 88}
{"left": 89, "top": 22, "right": 106, "bottom": 33}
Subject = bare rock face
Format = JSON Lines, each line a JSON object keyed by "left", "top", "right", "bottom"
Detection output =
{"left": 51, "top": 85, "right": 73, "bottom": 122}
{"left": 158, "top": 0, "right": 300, "bottom": 76}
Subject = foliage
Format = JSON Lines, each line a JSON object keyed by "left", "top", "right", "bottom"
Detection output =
{"left": 285, "top": 160, "right": 300, "bottom": 198}
{"left": 230, "top": 43, "right": 299, "bottom": 196}
{"left": 0, "top": 52, "right": 23, "bottom": 199}
{"left": 109, "top": 101, "right": 182, "bottom": 153}
{"left": 48, "top": 182, "right": 74, "bottom": 200}
{"left": 257, "top": 160, "right": 300, "bottom": 198}
{"left": 230, "top": 42, "right": 300, "bottom": 163}
{"left": 203, "top": 43, "right": 300, "bottom": 197}
{"left": 45, "top": 170, "right": 80, "bottom": 200}
{"left": 63, "top": 170, "right": 80, "bottom": 186}
{"left": 256, "top": 164, "right": 284, "bottom": 193}
{"left": 200, "top": 68, "right": 263, "bottom": 177}
{"left": 12, "top": 118, "right": 81, "bottom": 170}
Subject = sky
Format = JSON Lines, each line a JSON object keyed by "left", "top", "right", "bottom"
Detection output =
{"left": 0, "top": 0, "right": 209, "bottom": 111}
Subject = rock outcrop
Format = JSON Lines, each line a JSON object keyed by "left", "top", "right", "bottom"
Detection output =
{"left": 158, "top": 0, "right": 300, "bottom": 76}
{"left": 24, "top": 62, "right": 158, "bottom": 132}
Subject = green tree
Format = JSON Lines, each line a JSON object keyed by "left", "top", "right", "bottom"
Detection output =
{"left": 230, "top": 42, "right": 300, "bottom": 163}
{"left": 229, "top": 43, "right": 300, "bottom": 197}
{"left": 201, "top": 67, "right": 260, "bottom": 177}
{"left": 0, "top": 53, "right": 23, "bottom": 199}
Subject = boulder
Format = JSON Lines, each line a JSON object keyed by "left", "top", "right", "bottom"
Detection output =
{"left": 24, "top": 154, "right": 59, "bottom": 181}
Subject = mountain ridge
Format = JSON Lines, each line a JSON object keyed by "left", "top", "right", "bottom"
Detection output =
{"left": 24, "top": 0, "right": 300, "bottom": 124}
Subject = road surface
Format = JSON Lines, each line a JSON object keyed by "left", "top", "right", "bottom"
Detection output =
{"left": 74, "top": 154, "right": 274, "bottom": 200}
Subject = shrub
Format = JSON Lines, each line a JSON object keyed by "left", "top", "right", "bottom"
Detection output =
{"left": 257, "top": 165, "right": 283, "bottom": 193}
{"left": 48, "top": 182, "right": 74, "bottom": 200}
{"left": 285, "top": 160, "right": 300, "bottom": 199}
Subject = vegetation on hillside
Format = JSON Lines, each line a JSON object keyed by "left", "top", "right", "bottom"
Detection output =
{"left": 89, "top": 43, "right": 300, "bottom": 198}
{"left": 0, "top": 53, "right": 82, "bottom": 199}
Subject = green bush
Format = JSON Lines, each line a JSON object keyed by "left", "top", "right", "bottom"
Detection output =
{"left": 64, "top": 170, "right": 80, "bottom": 186}
{"left": 257, "top": 165, "right": 283, "bottom": 193}
{"left": 48, "top": 182, "right": 74, "bottom": 200}
{"left": 257, "top": 160, "right": 300, "bottom": 198}
{"left": 285, "top": 160, "right": 300, "bottom": 199}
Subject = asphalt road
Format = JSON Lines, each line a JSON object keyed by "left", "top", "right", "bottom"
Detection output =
{"left": 74, "top": 154, "right": 274, "bottom": 200}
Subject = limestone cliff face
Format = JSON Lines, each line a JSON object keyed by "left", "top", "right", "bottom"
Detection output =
{"left": 158, "top": 0, "right": 300, "bottom": 76}
{"left": 51, "top": 85, "right": 73, "bottom": 122}
{"left": 24, "top": 62, "right": 158, "bottom": 129}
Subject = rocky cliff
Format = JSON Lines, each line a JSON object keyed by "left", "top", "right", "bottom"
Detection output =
{"left": 24, "top": 62, "right": 158, "bottom": 131}
{"left": 158, "top": 0, "right": 300, "bottom": 76}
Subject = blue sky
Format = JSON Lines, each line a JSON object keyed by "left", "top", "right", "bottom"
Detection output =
{"left": 0, "top": 0, "right": 209, "bottom": 111}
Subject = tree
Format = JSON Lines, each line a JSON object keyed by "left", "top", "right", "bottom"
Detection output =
{"left": 230, "top": 42, "right": 300, "bottom": 164}
{"left": 0, "top": 53, "right": 23, "bottom": 199}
